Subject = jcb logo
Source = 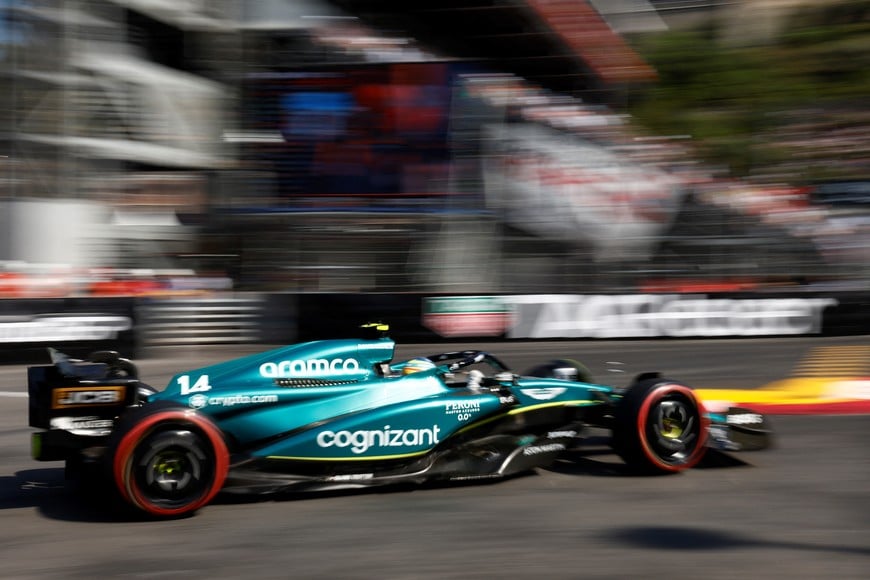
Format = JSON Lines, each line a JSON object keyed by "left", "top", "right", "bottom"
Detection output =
{"left": 52, "top": 387, "right": 124, "bottom": 409}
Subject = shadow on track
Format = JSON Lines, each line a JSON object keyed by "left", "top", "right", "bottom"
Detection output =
{"left": 543, "top": 437, "right": 752, "bottom": 477}
{"left": 607, "top": 525, "right": 870, "bottom": 557}
{"left": 0, "top": 468, "right": 145, "bottom": 523}
{"left": 1, "top": 449, "right": 752, "bottom": 522}
{"left": 1, "top": 466, "right": 534, "bottom": 521}
{"left": 211, "top": 470, "right": 537, "bottom": 507}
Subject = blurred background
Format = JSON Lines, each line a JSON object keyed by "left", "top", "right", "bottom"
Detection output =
{"left": 1, "top": 0, "right": 868, "bottom": 296}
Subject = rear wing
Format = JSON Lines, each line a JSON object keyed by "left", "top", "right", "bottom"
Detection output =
{"left": 27, "top": 350, "right": 142, "bottom": 430}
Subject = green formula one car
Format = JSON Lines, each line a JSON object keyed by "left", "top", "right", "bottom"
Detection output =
{"left": 27, "top": 324, "right": 771, "bottom": 518}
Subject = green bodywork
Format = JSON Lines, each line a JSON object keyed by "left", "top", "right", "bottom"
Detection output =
{"left": 151, "top": 337, "right": 610, "bottom": 461}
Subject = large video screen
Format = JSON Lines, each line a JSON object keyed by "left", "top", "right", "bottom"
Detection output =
{"left": 241, "top": 63, "right": 452, "bottom": 201}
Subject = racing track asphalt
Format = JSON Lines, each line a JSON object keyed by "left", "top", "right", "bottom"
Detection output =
{"left": 0, "top": 337, "right": 868, "bottom": 579}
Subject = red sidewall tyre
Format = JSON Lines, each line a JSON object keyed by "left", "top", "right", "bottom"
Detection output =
{"left": 112, "top": 407, "right": 229, "bottom": 518}
{"left": 614, "top": 379, "right": 709, "bottom": 473}
{"left": 636, "top": 383, "right": 709, "bottom": 472}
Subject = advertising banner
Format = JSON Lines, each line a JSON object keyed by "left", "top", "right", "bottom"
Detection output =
{"left": 422, "top": 296, "right": 511, "bottom": 338}
{"left": 0, "top": 298, "right": 137, "bottom": 360}
{"left": 504, "top": 294, "right": 838, "bottom": 338}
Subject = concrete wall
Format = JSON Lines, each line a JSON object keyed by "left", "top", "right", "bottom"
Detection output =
{"left": 0, "top": 199, "right": 108, "bottom": 266}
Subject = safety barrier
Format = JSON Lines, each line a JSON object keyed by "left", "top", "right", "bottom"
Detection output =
{"left": 137, "top": 296, "right": 265, "bottom": 346}
{"left": 295, "top": 291, "right": 870, "bottom": 342}
{"left": 0, "top": 291, "right": 866, "bottom": 359}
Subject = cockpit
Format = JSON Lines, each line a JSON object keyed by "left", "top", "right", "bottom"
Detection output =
{"left": 389, "top": 350, "right": 517, "bottom": 391}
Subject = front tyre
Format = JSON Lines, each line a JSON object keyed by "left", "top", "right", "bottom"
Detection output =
{"left": 613, "top": 379, "right": 709, "bottom": 473}
{"left": 108, "top": 403, "right": 229, "bottom": 518}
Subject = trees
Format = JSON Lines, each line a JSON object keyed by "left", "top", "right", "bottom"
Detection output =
{"left": 627, "top": 1, "right": 870, "bottom": 180}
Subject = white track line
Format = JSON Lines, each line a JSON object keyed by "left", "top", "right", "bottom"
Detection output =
{"left": 0, "top": 391, "right": 27, "bottom": 397}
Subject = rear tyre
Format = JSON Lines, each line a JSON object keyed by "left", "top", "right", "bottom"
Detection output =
{"left": 612, "top": 378, "right": 708, "bottom": 473}
{"left": 107, "top": 403, "right": 229, "bottom": 518}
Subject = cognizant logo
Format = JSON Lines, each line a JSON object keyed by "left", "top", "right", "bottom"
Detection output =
{"left": 316, "top": 425, "right": 442, "bottom": 454}
{"left": 260, "top": 358, "right": 361, "bottom": 378}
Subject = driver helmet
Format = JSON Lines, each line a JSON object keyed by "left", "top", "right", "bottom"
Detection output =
{"left": 402, "top": 357, "right": 436, "bottom": 375}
